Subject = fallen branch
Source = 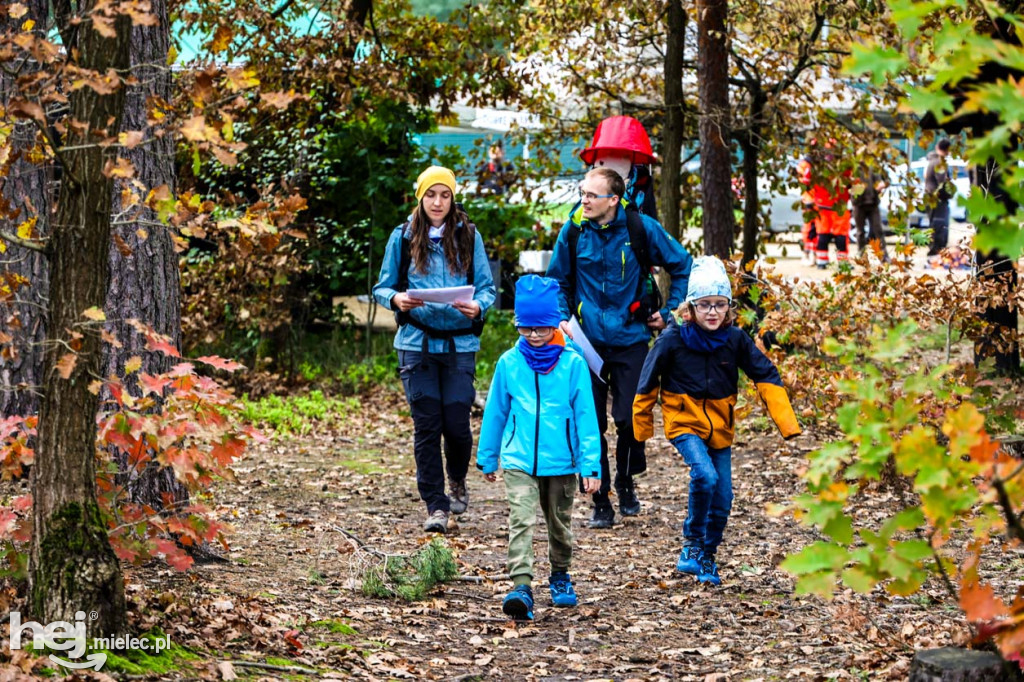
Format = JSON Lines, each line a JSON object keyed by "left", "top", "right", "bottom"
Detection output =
{"left": 443, "top": 589, "right": 492, "bottom": 602}
{"left": 454, "top": 574, "right": 510, "bottom": 583}
{"left": 226, "top": 660, "right": 318, "bottom": 675}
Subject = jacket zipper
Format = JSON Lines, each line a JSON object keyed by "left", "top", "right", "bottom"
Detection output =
{"left": 701, "top": 354, "right": 714, "bottom": 442}
{"left": 505, "top": 414, "right": 516, "bottom": 448}
{"left": 533, "top": 373, "right": 541, "bottom": 476}
{"left": 565, "top": 418, "right": 576, "bottom": 467}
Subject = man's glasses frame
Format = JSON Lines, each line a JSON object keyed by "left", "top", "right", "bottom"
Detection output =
{"left": 578, "top": 188, "right": 616, "bottom": 201}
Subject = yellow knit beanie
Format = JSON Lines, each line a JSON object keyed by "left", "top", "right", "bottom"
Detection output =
{"left": 415, "top": 166, "right": 457, "bottom": 201}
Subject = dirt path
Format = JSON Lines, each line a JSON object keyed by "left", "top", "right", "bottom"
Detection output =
{"left": 127, "top": 386, "right": 994, "bottom": 682}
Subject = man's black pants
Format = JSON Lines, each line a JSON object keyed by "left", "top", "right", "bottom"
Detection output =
{"left": 590, "top": 341, "right": 649, "bottom": 505}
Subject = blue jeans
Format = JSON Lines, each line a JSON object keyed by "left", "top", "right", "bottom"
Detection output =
{"left": 671, "top": 434, "right": 733, "bottom": 556}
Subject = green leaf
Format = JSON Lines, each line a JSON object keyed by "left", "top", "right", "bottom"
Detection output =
{"left": 779, "top": 541, "right": 848, "bottom": 575}
{"left": 822, "top": 514, "right": 855, "bottom": 545}
{"left": 843, "top": 44, "right": 908, "bottom": 85}
{"left": 794, "top": 571, "right": 840, "bottom": 598}
{"left": 881, "top": 508, "right": 926, "bottom": 538}
{"left": 842, "top": 566, "right": 878, "bottom": 594}
{"left": 888, "top": 0, "right": 942, "bottom": 37}
{"left": 902, "top": 85, "right": 955, "bottom": 118}
{"left": 887, "top": 573, "right": 926, "bottom": 596}
{"left": 893, "top": 539, "right": 932, "bottom": 563}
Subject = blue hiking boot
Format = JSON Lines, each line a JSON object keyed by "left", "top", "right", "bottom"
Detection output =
{"left": 698, "top": 554, "right": 721, "bottom": 586}
{"left": 676, "top": 546, "right": 703, "bottom": 575}
{"left": 502, "top": 585, "right": 534, "bottom": 621}
{"left": 548, "top": 572, "right": 577, "bottom": 607}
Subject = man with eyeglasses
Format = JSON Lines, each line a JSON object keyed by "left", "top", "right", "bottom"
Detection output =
{"left": 547, "top": 167, "right": 692, "bottom": 529}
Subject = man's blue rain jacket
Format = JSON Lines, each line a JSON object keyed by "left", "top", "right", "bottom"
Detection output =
{"left": 546, "top": 204, "right": 692, "bottom": 347}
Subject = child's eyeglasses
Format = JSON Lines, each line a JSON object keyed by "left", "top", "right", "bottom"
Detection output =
{"left": 694, "top": 301, "right": 731, "bottom": 314}
{"left": 517, "top": 326, "right": 554, "bottom": 337}
{"left": 578, "top": 188, "right": 615, "bottom": 201}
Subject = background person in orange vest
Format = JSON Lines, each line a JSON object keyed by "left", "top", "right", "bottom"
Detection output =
{"left": 796, "top": 155, "right": 816, "bottom": 261}
{"left": 809, "top": 142, "right": 852, "bottom": 269}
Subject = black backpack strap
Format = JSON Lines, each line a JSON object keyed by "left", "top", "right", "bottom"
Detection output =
{"left": 624, "top": 206, "right": 652, "bottom": 274}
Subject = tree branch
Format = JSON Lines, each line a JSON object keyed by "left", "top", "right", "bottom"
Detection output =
{"left": 992, "top": 469, "right": 1024, "bottom": 542}
{"left": 0, "top": 231, "right": 48, "bottom": 254}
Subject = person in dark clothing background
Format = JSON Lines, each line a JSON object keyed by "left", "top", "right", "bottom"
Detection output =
{"left": 852, "top": 163, "right": 889, "bottom": 263}
{"left": 924, "top": 138, "right": 953, "bottom": 259}
{"left": 477, "top": 140, "right": 514, "bottom": 196}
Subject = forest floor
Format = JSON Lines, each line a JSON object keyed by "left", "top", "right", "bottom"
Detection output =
{"left": 43, "top": 381, "right": 1015, "bottom": 682}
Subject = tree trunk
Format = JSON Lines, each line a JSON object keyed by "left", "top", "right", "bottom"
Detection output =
{"left": 973, "top": 157, "right": 1021, "bottom": 375}
{"left": 30, "top": 4, "right": 131, "bottom": 633}
{"left": 739, "top": 126, "right": 764, "bottom": 266}
{"left": 697, "top": 0, "right": 733, "bottom": 257}
{"left": 0, "top": 0, "right": 50, "bottom": 417}
{"left": 103, "top": 0, "right": 187, "bottom": 510}
{"left": 660, "top": 0, "right": 686, "bottom": 241}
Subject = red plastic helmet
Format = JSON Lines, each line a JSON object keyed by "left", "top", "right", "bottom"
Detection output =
{"left": 580, "top": 116, "right": 658, "bottom": 166}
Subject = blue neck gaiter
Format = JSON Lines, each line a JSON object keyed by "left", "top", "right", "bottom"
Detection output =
{"left": 679, "top": 321, "right": 729, "bottom": 353}
{"left": 518, "top": 332, "right": 565, "bottom": 374}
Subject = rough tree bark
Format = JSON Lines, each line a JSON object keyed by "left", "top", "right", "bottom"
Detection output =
{"left": 0, "top": 0, "right": 50, "bottom": 417}
{"left": 29, "top": 2, "right": 132, "bottom": 632}
{"left": 697, "top": 0, "right": 734, "bottom": 257}
{"left": 103, "top": 0, "right": 188, "bottom": 510}
{"left": 659, "top": 0, "right": 686, "bottom": 241}
{"left": 973, "top": 157, "right": 1021, "bottom": 375}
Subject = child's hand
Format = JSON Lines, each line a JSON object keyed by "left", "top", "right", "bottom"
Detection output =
{"left": 582, "top": 477, "right": 600, "bottom": 494}
{"left": 483, "top": 472, "right": 497, "bottom": 482}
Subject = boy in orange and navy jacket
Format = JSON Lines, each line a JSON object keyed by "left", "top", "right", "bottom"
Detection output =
{"left": 632, "top": 256, "right": 800, "bottom": 585}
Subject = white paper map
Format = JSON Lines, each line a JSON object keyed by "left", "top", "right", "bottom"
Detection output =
{"left": 568, "top": 317, "right": 605, "bottom": 382}
{"left": 406, "top": 285, "right": 475, "bottom": 304}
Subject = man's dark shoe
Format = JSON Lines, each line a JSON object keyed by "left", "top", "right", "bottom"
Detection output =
{"left": 423, "top": 509, "right": 449, "bottom": 534}
{"left": 502, "top": 585, "right": 534, "bottom": 621}
{"left": 616, "top": 479, "right": 641, "bottom": 516}
{"left": 449, "top": 478, "right": 469, "bottom": 516}
{"left": 588, "top": 504, "right": 615, "bottom": 529}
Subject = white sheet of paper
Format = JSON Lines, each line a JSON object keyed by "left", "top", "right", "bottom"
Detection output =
{"left": 568, "top": 317, "right": 605, "bottom": 382}
{"left": 406, "top": 285, "right": 475, "bottom": 305}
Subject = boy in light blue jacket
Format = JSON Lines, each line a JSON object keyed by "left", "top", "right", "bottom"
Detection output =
{"left": 477, "top": 275, "right": 602, "bottom": 621}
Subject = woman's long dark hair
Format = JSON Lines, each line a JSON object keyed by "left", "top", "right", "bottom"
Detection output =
{"left": 408, "top": 200, "right": 475, "bottom": 278}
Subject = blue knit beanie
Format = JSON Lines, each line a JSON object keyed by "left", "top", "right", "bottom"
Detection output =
{"left": 685, "top": 256, "right": 732, "bottom": 303}
{"left": 515, "top": 275, "right": 562, "bottom": 327}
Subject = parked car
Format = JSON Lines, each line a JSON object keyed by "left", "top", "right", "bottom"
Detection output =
{"left": 760, "top": 162, "right": 889, "bottom": 235}
{"left": 881, "top": 157, "right": 970, "bottom": 229}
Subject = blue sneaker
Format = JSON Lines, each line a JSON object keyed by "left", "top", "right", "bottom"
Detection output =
{"left": 502, "top": 585, "right": 534, "bottom": 621}
{"left": 676, "top": 546, "right": 703, "bottom": 575}
{"left": 698, "top": 555, "right": 721, "bottom": 586}
{"left": 549, "top": 572, "right": 577, "bottom": 607}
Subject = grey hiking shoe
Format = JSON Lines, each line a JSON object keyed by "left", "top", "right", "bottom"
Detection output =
{"left": 449, "top": 478, "right": 469, "bottom": 515}
{"left": 423, "top": 509, "right": 449, "bottom": 533}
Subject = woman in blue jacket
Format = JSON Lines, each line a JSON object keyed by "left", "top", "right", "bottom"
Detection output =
{"left": 373, "top": 166, "right": 496, "bottom": 534}
{"left": 477, "top": 275, "right": 601, "bottom": 621}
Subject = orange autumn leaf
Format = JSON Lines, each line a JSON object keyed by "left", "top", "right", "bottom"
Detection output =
{"left": 960, "top": 580, "right": 1009, "bottom": 623}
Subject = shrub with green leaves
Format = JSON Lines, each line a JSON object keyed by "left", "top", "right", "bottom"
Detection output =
{"left": 360, "top": 538, "right": 459, "bottom": 601}
{"left": 778, "top": 321, "right": 1023, "bottom": 661}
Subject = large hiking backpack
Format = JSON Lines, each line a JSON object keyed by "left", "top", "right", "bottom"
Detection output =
{"left": 394, "top": 211, "right": 485, "bottom": 345}
{"left": 566, "top": 204, "right": 663, "bottom": 324}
